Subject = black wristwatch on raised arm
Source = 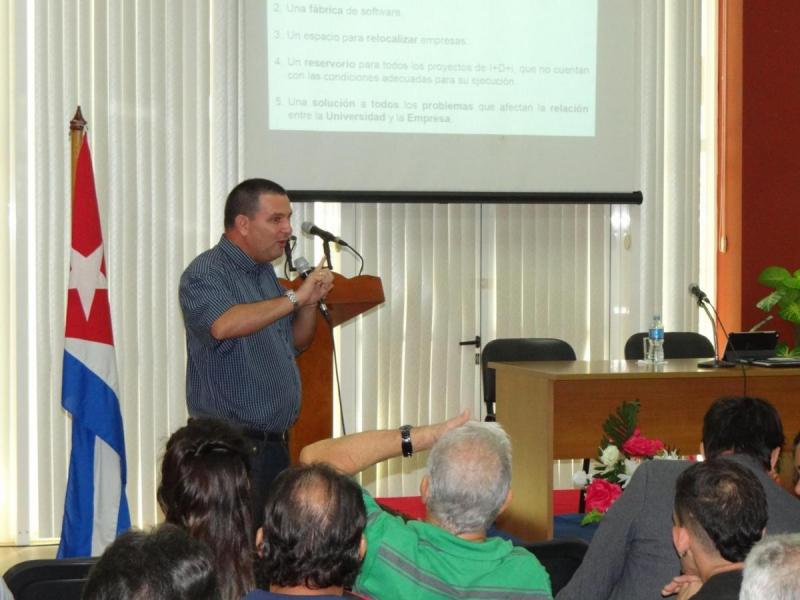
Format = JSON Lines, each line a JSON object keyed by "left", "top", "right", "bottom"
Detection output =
{"left": 399, "top": 424, "right": 413, "bottom": 457}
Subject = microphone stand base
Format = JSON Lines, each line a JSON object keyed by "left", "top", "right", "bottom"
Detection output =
{"left": 697, "top": 359, "right": 737, "bottom": 369}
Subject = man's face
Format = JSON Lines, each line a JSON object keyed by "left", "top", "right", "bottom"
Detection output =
{"left": 238, "top": 193, "right": 293, "bottom": 263}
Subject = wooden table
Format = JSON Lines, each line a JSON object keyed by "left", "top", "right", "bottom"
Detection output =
{"left": 490, "top": 359, "right": 800, "bottom": 541}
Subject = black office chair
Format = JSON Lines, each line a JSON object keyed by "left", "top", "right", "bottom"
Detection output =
{"left": 4, "top": 557, "right": 97, "bottom": 600}
{"left": 623, "top": 331, "right": 715, "bottom": 361}
{"left": 481, "top": 338, "right": 576, "bottom": 421}
{"left": 525, "top": 538, "right": 589, "bottom": 595}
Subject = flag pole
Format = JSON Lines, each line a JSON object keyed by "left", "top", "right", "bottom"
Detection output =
{"left": 59, "top": 107, "right": 131, "bottom": 557}
{"left": 70, "top": 106, "right": 86, "bottom": 187}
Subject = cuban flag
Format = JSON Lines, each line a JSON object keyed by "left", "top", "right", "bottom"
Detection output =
{"left": 57, "top": 137, "right": 130, "bottom": 558}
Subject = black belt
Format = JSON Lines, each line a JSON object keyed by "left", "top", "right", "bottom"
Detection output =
{"left": 240, "top": 427, "right": 288, "bottom": 444}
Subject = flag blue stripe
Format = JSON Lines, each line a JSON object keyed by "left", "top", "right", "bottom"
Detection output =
{"left": 61, "top": 350, "right": 127, "bottom": 478}
{"left": 58, "top": 349, "right": 130, "bottom": 558}
{"left": 57, "top": 421, "right": 96, "bottom": 558}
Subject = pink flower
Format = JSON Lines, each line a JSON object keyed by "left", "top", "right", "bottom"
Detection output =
{"left": 622, "top": 428, "right": 664, "bottom": 458}
{"left": 584, "top": 479, "right": 623, "bottom": 513}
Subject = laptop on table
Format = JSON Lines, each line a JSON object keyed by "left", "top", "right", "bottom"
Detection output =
{"left": 723, "top": 331, "right": 800, "bottom": 367}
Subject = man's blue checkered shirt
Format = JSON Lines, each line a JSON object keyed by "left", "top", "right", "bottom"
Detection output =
{"left": 179, "top": 235, "right": 300, "bottom": 432}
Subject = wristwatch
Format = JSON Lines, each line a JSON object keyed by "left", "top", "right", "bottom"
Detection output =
{"left": 284, "top": 289, "right": 298, "bottom": 310}
{"left": 399, "top": 424, "right": 413, "bottom": 457}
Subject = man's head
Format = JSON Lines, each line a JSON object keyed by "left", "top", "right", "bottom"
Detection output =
{"left": 672, "top": 459, "right": 767, "bottom": 568}
{"left": 224, "top": 178, "right": 292, "bottom": 263}
{"left": 259, "top": 463, "right": 367, "bottom": 591}
{"left": 701, "top": 396, "right": 784, "bottom": 470}
{"left": 740, "top": 533, "right": 800, "bottom": 600}
{"left": 422, "top": 421, "right": 512, "bottom": 535}
{"left": 83, "top": 524, "right": 221, "bottom": 600}
{"left": 793, "top": 431, "right": 800, "bottom": 497}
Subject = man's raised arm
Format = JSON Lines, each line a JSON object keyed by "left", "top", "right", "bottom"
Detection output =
{"left": 299, "top": 410, "right": 471, "bottom": 475}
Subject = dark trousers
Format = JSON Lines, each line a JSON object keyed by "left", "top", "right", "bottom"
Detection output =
{"left": 247, "top": 438, "right": 290, "bottom": 529}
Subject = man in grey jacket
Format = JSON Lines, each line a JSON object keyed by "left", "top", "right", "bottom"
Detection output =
{"left": 557, "top": 396, "right": 800, "bottom": 600}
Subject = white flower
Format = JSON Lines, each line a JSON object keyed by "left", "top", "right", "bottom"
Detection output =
{"left": 618, "top": 458, "right": 641, "bottom": 488}
{"left": 572, "top": 470, "right": 592, "bottom": 488}
{"left": 600, "top": 444, "right": 621, "bottom": 466}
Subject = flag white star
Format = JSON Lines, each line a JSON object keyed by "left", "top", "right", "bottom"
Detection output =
{"left": 68, "top": 245, "right": 107, "bottom": 320}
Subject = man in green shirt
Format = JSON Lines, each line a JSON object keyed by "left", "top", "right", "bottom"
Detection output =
{"left": 300, "top": 412, "right": 552, "bottom": 599}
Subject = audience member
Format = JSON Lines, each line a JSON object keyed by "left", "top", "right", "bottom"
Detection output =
{"left": 82, "top": 523, "right": 220, "bottom": 600}
{"left": 158, "top": 418, "right": 254, "bottom": 600}
{"left": 739, "top": 533, "right": 800, "bottom": 600}
{"left": 557, "top": 396, "right": 800, "bottom": 600}
{"left": 793, "top": 431, "right": 800, "bottom": 497}
{"left": 300, "top": 412, "right": 553, "bottom": 599}
{"left": 248, "top": 463, "right": 366, "bottom": 599}
{"left": 661, "top": 460, "right": 767, "bottom": 599}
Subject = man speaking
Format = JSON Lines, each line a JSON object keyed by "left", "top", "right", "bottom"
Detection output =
{"left": 179, "top": 178, "right": 333, "bottom": 517}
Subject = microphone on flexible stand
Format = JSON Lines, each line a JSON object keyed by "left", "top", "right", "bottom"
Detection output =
{"left": 301, "top": 220, "right": 367, "bottom": 275}
{"left": 688, "top": 283, "right": 736, "bottom": 369}
{"left": 283, "top": 235, "right": 297, "bottom": 276}
{"left": 688, "top": 284, "right": 708, "bottom": 305}
{"left": 301, "top": 221, "right": 349, "bottom": 247}
{"left": 293, "top": 256, "right": 331, "bottom": 322}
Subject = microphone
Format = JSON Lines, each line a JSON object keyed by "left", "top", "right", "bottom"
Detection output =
{"left": 688, "top": 283, "right": 708, "bottom": 305}
{"left": 748, "top": 314, "right": 774, "bottom": 332}
{"left": 284, "top": 235, "right": 297, "bottom": 272}
{"left": 687, "top": 283, "right": 735, "bottom": 369}
{"left": 301, "top": 221, "right": 349, "bottom": 247}
{"left": 293, "top": 256, "right": 330, "bottom": 320}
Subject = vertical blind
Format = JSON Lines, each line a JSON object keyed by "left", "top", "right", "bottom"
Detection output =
{"left": 0, "top": 0, "right": 711, "bottom": 542}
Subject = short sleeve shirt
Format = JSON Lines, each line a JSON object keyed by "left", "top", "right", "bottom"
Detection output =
{"left": 355, "top": 489, "right": 552, "bottom": 599}
{"left": 179, "top": 235, "right": 300, "bottom": 431}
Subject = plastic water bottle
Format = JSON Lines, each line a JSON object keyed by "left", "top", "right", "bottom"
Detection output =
{"left": 649, "top": 315, "right": 665, "bottom": 364}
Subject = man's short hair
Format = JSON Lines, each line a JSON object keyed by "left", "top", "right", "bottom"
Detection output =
{"left": 83, "top": 524, "right": 220, "bottom": 600}
{"left": 260, "top": 463, "right": 366, "bottom": 590}
{"left": 740, "top": 533, "right": 800, "bottom": 600}
{"left": 674, "top": 458, "right": 767, "bottom": 563}
{"left": 702, "top": 396, "right": 784, "bottom": 469}
{"left": 224, "top": 178, "right": 287, "bottom": 229}
{"left": 426, "top": 421, "right": 512, "bottom": 534}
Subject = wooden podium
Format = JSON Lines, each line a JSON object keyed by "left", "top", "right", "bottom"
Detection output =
{"left": 280, "top": 272, "right": 384, "bottom": 462}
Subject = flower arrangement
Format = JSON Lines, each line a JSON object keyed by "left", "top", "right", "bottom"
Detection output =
{"left": 574, "top": 400, "right": 678, "bottom": 525}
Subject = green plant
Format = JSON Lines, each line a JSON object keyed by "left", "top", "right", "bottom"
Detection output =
{"left": 756, "top": 266, "right": 800, "bottom": 356}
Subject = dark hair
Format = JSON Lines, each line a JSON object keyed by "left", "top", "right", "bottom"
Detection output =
{"left": 794, "top": 432, "right": 800, "bottom": 487}
{"left": 674, "top": 459, "right": 767, "bottom": 563}
{"left": 702, "top": 396, "right": 784, "bottom": 469}
{"left": 157, "top": 418, "right": 254, "bottom": 600}
{"left": 260, "top": 463, "right": 366, "bottom": 590}
{"left": 83, "top": 524, "right": 221, "bottom": 600}
{"left": 224, "top": 178, "right": 287, "bottom": 229}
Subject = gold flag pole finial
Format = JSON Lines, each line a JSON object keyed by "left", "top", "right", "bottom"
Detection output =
{"left": 70, "top": 106, "right": 87, "bottom": 192}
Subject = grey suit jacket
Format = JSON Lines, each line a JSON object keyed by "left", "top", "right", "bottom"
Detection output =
{"left": 556, "top": 454, "right": 800, "bottom": 600}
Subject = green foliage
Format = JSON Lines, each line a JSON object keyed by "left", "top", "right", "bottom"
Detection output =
{"left": 592, "top": 400, "right": 641, "bottom": 484}
{"left": 602, "top": 400, "right": 639, "bottom": 448}
{"left": 775, "top": 342, "right": 800, "bottom": 358}
{"left": 580, "top": 510, "right": 604, "bottom": 526}
{"left": 756, "top": 266, "right": 800, "bottom": 351}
